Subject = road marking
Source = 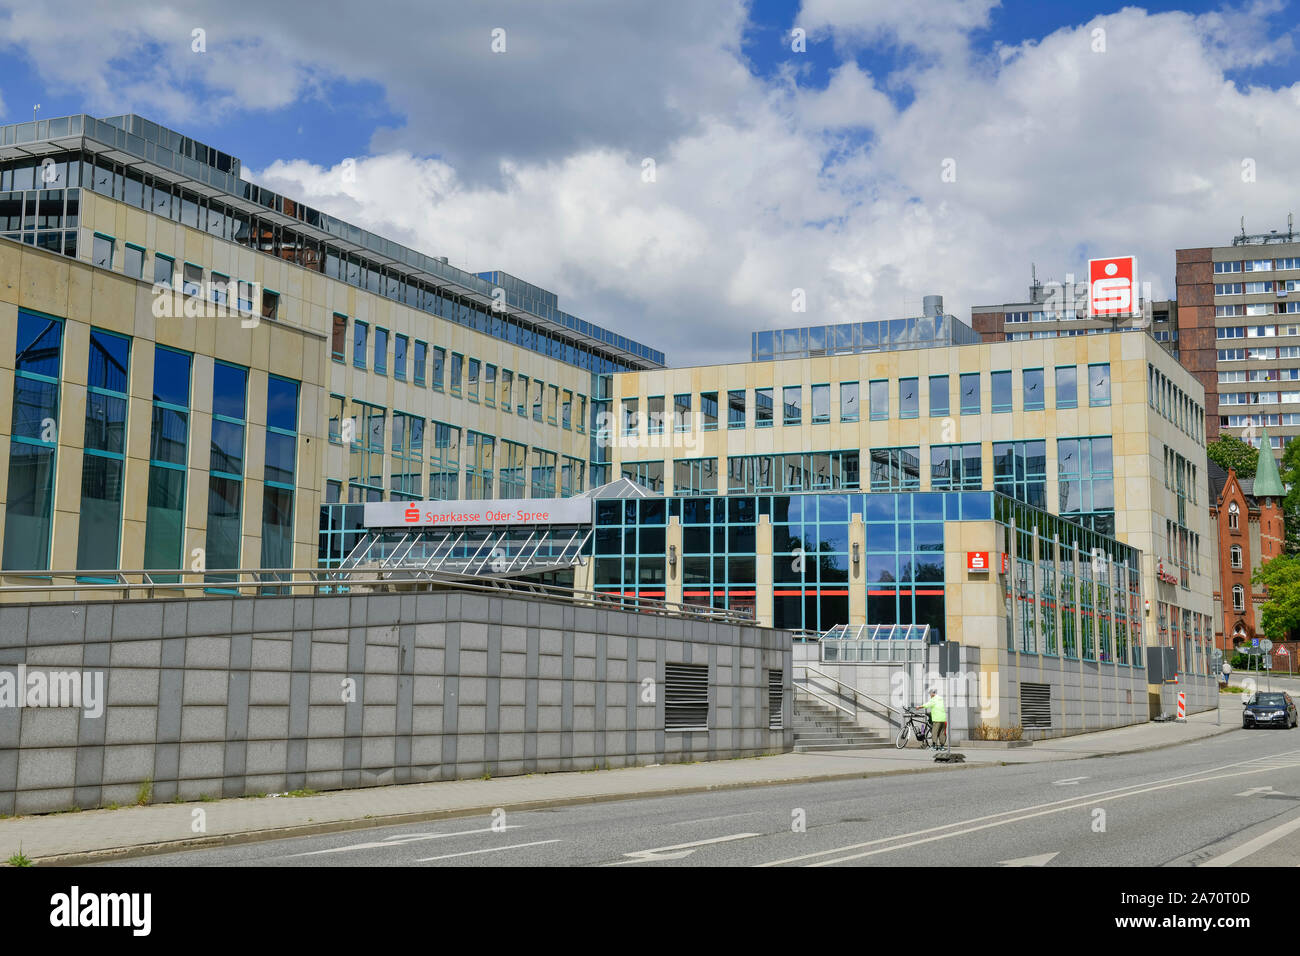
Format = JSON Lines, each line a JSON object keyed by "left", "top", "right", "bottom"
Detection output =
{"left": 757, "top": 748, "right": 1300, "bottom": 867}
{"left": 1200, "top": 810, "right": 1300, "bottom": 867}
{"left": 1234, "top": 786, "right": 1280, "bottom": 797}
{"left": 997, "top": 852, "right": 1059, "bottom": 867}
{"left": 1053, "top": 777, "right": 1089, "bottom": 786}
{"left": 415, "top": 840, "right": 560, "bottom": 863}
{"left": 668, "top": 812, "right": 763, "bottom": 827}
{"left": 608, "top": 832, "right": 762, "bottom": 865}
{"left": 286, "top": 825, "right": 521, "bottom": 857}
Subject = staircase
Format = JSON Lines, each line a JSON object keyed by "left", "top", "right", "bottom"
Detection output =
{"left": 792, "top": 692, "right": 893, "bottom": 752}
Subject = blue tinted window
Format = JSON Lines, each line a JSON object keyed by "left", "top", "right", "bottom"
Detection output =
{"left": 267, "top": 377, "right": 299, "bottom": 431}
{"left": 15, "top": 312, "right": 63, "bottom": 377}
{"left": 88, "top": 330, "right": 130, "bottom": 392}
{"left": 212, "top": 363, "right": 248, "bottom": 419}
{"left": 153, "top": 347, "right": 192, "bottom": 406}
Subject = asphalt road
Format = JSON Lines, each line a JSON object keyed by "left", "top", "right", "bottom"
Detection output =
{"left": 101, "top": 718, "right": 1300, "bottom": 868}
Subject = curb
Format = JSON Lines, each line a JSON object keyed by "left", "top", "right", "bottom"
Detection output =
{"left": 17, "top": 760, "right": 979, "bottom": 867}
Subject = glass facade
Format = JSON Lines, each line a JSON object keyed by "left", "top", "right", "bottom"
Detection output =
{"left": 3, "top": 310, "right": 63, "bottom": 570}
{"left": 206, "top": 361, "right": 248, "bottom": 581}
{"left": 752, "top": 314, "right": 981, "bottom": 361}
{"left": 144, "top": 346, "right": 192, "bottom": 580}
{"left": 261, "top": 375, "right": 299, "bottom": 580}
{"left": 77, "top": 329, "right": 131, "bottom": 574}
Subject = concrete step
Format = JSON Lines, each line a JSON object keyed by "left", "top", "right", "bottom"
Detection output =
{"left": 792, "top": 736, "right": 885, "bottom": 746}
{"left": 794, "top": 741, "right": 896, "bottom": 752}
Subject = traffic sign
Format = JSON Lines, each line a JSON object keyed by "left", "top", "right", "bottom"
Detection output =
{"left": 1261, "top": 639, "right": 1274, "bottom": 653}
{"left": 1252, "top": 637, "right": 1261, "bottom": 648}
{"left": 1278, "top": 646, "right": 1290, "bottom": 657}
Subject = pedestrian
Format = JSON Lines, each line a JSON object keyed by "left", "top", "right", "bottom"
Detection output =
{"left": 921, "top": 688, "right": 947, "bottom": 750}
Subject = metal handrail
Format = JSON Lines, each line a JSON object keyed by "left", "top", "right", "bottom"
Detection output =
{"left": 0, "top": 566, "right": 756, "bottom": 625}
{"left": 794, "top": 682, "right": 856, "bottom": 718}
{"left": 794, "top": 663, "right": 904, "bottom": 727}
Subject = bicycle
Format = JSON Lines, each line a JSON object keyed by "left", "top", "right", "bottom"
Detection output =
{"left": 896, "top": 706, "right": 935, "bottom": 749}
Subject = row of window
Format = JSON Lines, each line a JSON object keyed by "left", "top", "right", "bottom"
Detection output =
{"left": 619, "top": 365, "right": 1112, "bottom": 436}
{"left": 1214, "top": 257, "right": 1300, "bottom": 274}
{"left": 1147, "top": 363, "right": 1205, "bottom": 444}
{"left": 331, "top": 315, "right": 590, "bottom": 431}
{"left": 2, "top": 309, "right": 300, "bottom": 577}
{"left": 1213, "top": 281, "right": 1300, "bottom": 295}
{"left": 326, "top": 395, "right": 586, "bottom": 502}
{"left": 1217, "top": 346, "right": 1300, "bottom": 361}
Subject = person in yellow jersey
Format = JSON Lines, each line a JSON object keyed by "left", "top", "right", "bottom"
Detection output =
{"left": 921, "top": 688, "right": 947, "bottom": 750}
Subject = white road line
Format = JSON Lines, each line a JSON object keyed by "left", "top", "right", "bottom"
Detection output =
{"left": 607, "top": 832, "right": 763, "bottom": 865}
{"left": 285, "top": 825, "right": 521, "bottom": 857}
{"left": 1053, "top": 777, "right": 1089, "bottom": 786}
{"left": 415, "top": 840, "right": 560, "bottom": 863}
{"left": 1234, "top": 786, "right": 1280, "bottom": 797}
{"left": 1200, "top": 810, "right": 1300, "bottom": 867}
{"left": 757, "top": 748, "right": 1300, "bottom": 868}
{"left": 668, "top": 812, "right": 764, "bottom": 827}
{"left": 998, "top": 852, "right": 1059, "bottom": 867}
{"left": 808, "top": 767, "right": 1292, "bottom": 867}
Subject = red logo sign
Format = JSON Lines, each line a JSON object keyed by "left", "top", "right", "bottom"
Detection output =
{"left": 968, "top": 551, "right": 989, "bottom": 572}
{"left": 1088, "top": 256, "right": 1136, "bottom": 316}
{"left": 404, "top": 505, "right": 421, "bottom": 523}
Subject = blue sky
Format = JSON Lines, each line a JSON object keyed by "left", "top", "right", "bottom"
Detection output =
{"left": 1, "top": 0, "right": 1297, "bottom": 362}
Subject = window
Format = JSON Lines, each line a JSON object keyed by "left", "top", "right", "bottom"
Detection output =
{"left": 728, "top": 389, "right": 746, "bottom": 428}
{"left": 1058, "top": 437, "right": 1115, "bottom": 534}
{"left": 899, "top": 378, "right": 918, "bottom": 418}
{"left": 868, "top": 447, "right": 921, "bottom": 491}
{"left": 1228, "top": 502, "right": 1239, "bottom": 530}
{"left": 929, "top": 375, "right": 949, "bottom": 417}
{"left": 501, "top": 370, "right": 513, "bottom": 410}
{"left": 1088, "top": 364, "right": 1111, "bottom": 406}
{"left": 811, "top": 385, "right": 830, "bottom": 423}
{"left": 468, "top": 358, "right": 480, "bottom": 402}
{"left": 465, "top": 431, "right": 495, "bottom": 499}
{"left": 675, "top": 393, "right": 692, "bottom": 431}
{"left": 413, "top": 340, "right": 427, "bottom": 385}
{"left": 261, "top": 289, "right": 279, "bottom": 321}
{"left": 991, "top": 371, "right": 1012, "bottom": 413}
{"left": 450, "top": 352, "right": 463, "bottom": 395}
{"left": 353, "top": 321, "right": 368, "bottom": 369}
{"left": 839, "top": 382, "right": 859, "bottom": 422}
{"left": 394, "top": 335, "right": 408, "bottom": 381}
{"left": 207, "top": 362, "right": 248, "bottom": 583}
{"left": 1231, "top": 545, "right": 1243, "bottom": 569}
{"left": 960, "top": 373, "right": 980, "bottom": 415}
{"left": 547, "top": 384, "right": 558, "bottom": 423}
{"left": 782, "top": 386, "right": 801, "bottom": 425}
{"left": 623, "top": 398, "right": 640, "bottom": 437}
{"left": 701, "top": 391, "right": 719, "bottom": 430}
{"left": 92, "top": 233, "right": 114, "bottom": 269}
{"left": 1023, "top": 368, "right": 1044, "bottom": 411}
{"left": 144, "top": 346, "right": 192, "bottom": 580}
{"left": 182, "top": 262, "right": 202, "bottom": 297}
{"left": 3, "top": 311, "right": 64, "bottom": 570}
{"left": 430, "top": 422, "right": 461, "bottom": 499}
{"left": 756, "top": 388, "right": 774, "bottom": 427}
{"left": 562, "top": 388, "right": 572, "bottom": 428}
{"left": 516, "top": 374, "right": 528, "bottom": 415}
{"left": 647, "top": 396, "right": 665, "bottom": 435}
{"left": 868, "top": 379, "right": 888, "bottom": 420}
{"left": 153, "top": 253, "right": 174, "bottom": 287}
{"left": 487, "top": 366, "right": 498, "bottom": 407}
{"left": 993, "top": 440, "right": 1047, "bottom": 509}
{"left": 433, "top": 347, "right": 446, "bottom": 390}
{"left": 533, "top": 379, "right": 544, "bottom": 422}
{"left": 261, "top": 376, "right": 299, "bottom": 579}
{"left": 374, "top": 328, "right": 389, "bottom": 375}
{"left": 930, "top": 443, "right": 982, "bottom": 490}
{"left": 124, "top": 243, "right": 144, "bottom": 279}
{"left": 331, "top": 315, "right": 347, "bottom": 363}
{"left": 1233, "top": 585, "right": 1245, "bottom": 612}
{"left": 1055, "top": 366, "right": 1077, "bottom": 409}
{"left": 577, "top": 394, "right": 587, "bottom": 433}
{"left": 77, "top": 329, "right": 131, "bottom": 575}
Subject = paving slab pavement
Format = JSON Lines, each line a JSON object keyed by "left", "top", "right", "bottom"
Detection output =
{"left": 0, "top": 695, "right": 1246, "bottom": 865}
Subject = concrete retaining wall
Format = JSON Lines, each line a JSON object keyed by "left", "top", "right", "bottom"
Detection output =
{"left": 0, "top": 592, "right": 793, "bottom": 815}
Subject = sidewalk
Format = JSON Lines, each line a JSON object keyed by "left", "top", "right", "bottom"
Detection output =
{"left": 1, "top": 697, "right": 1241, "bottom": 865}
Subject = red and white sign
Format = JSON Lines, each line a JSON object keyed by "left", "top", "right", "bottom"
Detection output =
{"left": 1278, "top": 646, "right": 1290, "bottom": 657}
{"left": 1176, "top": 692, "right": 1186, "bottom": 720}
{"left": 967, "top": 551, "right": 990, "bottom": 573}
{"left": 1001, "top": 553, "right": 1009, "bottom": 574}
{"left": 1088, "top": 255, "right": 1137, "bottom": 316}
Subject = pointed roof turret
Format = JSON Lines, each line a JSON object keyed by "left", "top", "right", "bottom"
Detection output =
{"left": 1253, "top": 429, "right": 1285, "bottom": 498}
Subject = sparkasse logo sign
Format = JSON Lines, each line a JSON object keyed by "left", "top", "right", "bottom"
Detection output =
{"left": 1088, "top": 255, "right": 1137, "bottom": 316}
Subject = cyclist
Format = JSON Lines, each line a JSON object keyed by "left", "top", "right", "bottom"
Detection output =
{"left": 921, "top": 688, "right": 947, "bottom": 750}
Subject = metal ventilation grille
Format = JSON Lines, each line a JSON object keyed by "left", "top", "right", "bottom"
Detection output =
{"left": 665, "top": 663, "right": 709, "bottom": 731}
{"left": 1020, "top": 682, "right": 1052, "bottom": 728}
{"left": 768, "top": 669, "right": 784, "bottom": 730}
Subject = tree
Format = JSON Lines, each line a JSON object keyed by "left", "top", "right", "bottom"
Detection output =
{"left": 1207, "top": 435, "right": 1259, "bottom": 479}
{"left": 1280, "top": 439, "right": 1300, "bottom": 555}
{"left": 1253, "top": 554, "right": 1300, "bottom": 641}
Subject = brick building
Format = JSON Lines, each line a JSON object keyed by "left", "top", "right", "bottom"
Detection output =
{"left": 1208, "top": 432, "right": 1286, "bottom": 651}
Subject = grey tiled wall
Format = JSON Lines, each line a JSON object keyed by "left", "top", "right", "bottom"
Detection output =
{"left": 0, "top": 592, "right": 794, "bottom": 815}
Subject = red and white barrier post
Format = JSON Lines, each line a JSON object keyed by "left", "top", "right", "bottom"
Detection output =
{"left": 1177, "top": 692, "right": 1186, "bottom": 721}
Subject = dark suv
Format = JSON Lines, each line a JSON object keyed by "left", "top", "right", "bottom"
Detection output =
{"left": 1243, "top": 692, "right": 1299, "bottom": 729}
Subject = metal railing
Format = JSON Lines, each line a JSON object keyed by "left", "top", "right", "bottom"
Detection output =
{"left": 794, "top": 662, "right": 904, "bottom": 729}
{"left": 0, "top": 567, "right": 756, "bottom": 625}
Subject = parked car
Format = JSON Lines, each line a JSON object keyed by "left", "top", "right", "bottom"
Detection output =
{"left": 1242, "top": 692, "right": 1299, "bottom": 729}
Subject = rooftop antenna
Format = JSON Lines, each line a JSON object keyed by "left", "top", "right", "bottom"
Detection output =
{"left": 32, "top": 104, "right": 40, "bottom": 121}
{"left": 1030, "top": 262, "right": 1043, "bottom": 302}
{"left": 1240, "top": 216, "right": 1247, "bottom": 241}
{"left": 1290, "top": 212, "right": 1294, "bottom": 242}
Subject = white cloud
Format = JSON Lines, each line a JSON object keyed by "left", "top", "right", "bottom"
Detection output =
{"left": 3, "top": 1, "right": 1298, "bottom": 365}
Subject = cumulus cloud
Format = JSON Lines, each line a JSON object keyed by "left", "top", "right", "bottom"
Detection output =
{"left": 3, "top": 1, "right": 1298, "bottom": 365}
